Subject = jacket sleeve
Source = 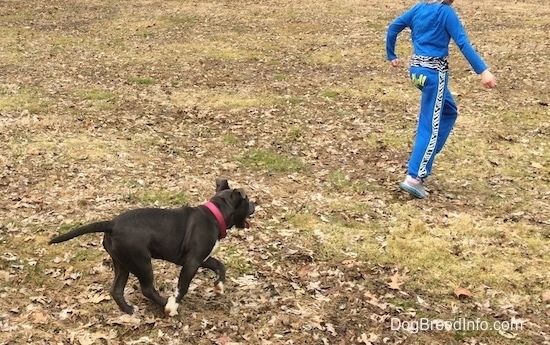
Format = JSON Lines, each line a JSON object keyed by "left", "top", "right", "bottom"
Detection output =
{"left": 386, "top": 8, "right": 414, "bottom": 61}
{"left": 444, "top": 8, "right": 488, "bottom": 74}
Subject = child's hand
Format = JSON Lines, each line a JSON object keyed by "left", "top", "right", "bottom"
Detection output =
{"left": 480, "top": 70, "right": 497, "bottom": 89}
{"left": 390, "top": 59, "right": 400, "bottom": 67}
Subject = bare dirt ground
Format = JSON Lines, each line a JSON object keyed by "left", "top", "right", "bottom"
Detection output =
{"left": 0, "top": 0, "right": 548, "bottom": 344}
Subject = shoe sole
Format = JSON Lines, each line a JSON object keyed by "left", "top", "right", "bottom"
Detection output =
{"left": 399, "top": 182, "right": 427, "bottom": 199}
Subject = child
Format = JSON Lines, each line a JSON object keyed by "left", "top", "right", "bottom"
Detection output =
{"left": 386, "top": 0, "right": 497, "bottom": 198}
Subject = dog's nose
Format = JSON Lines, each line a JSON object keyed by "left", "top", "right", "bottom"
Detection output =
{"left": 248, "top": 202, "right": 256, "bottom": 215}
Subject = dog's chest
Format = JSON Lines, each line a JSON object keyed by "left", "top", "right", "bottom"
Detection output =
{"left": 204, "top": 240, "right": 220, "bottom": 261}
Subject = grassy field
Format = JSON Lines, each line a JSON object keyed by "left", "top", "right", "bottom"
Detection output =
{"left": 0, "top": 0, "right": 548, "bottom": 344}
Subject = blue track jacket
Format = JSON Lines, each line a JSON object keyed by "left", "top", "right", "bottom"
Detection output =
{"left": 386, "top": 2, "right": 487, "bottom": 74}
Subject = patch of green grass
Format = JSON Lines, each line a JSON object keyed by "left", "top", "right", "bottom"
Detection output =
{"left": 284, "top": 96, "right": 304, "bottom": 105}
{"left": 193, "top": 41, "right": 261, "bottom": 61}
{"left": 285, "top": 125, "right": 304, "bottom": 140}
{"left": 73, "top": 249, "right": 104, "bottom": 263}
{"left": 388, "top": 296, "right": 417, "bottom": 310}
{"left": 171, "top": 89, "right": 278, "bottom": 109}
{"left": 57, "top": 222, "right": 79, "bottom": 234}
{"left": 288, "top": 213, "right": 384, "bottom": 262}
{"left": 20, "top": 259, "right": 50, "bottom": 286}
{"left": 289, "top": 197, "right": 549, "bottom": 305}
{"left": 128, "top": 76, "right": 156, "bottom": 85}
{"left": 0, "top": 256, "right": 10, "bottom": 271}
{"left": 61, "top": 136, "right": 114, "bottom": 161}
{"left": 240, "top": 149, "right": 307, "bottom": 173}
{"left": 223, "top": 134, "right": 240, "bottom": 145}
{"left": 364, "top": 127, "right": 411, "bottom": 151}
{"left": 127, "top": 190, "right": 190, "bottom": 206}
{"left": 326, "top": 170, "right": 380, "bottom": 194}
{"left": 321, "top": 89, "right": 339, "bottom": 99}
{"left": 163, "top": 15, "right": 196, "bottom": 24}
{"left": 308, "top": 50, "right": 346, "bottom": 64}
{"left": 7, "top": 134, "right": 114, "bottom": 162}
{"left": 273, "top": 73, "right": 288, "bottom": 81}
{"left": 75, "top": 88, "right": 116, "bottom": 101}
{"left": 0, "top": 87, "right": 51, "bottom": 113}
{"left": 221, "top": 244, "right": 254, "bottom": 276}
{"left": 384, "top": 204, "right": 550, "bottom": 295}
{"left": 50, "top": 37, "right": 79, "bottom": 49}
{"left": 328, "top": 170, "right": 351, "bottom": 191}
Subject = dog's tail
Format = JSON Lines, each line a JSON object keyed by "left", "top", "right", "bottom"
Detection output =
{"left": 49, "top": 221, "right": 113, "bottom": 244}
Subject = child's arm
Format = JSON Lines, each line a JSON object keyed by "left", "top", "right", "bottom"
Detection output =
{"left": 386, "top": 9, "right": 415, "bottom": 62}
{"left": 444, "top": 8, "right": 487, "bottom": 74}
{"left": 445, "top": 9, "right": 496, "bottom": 88}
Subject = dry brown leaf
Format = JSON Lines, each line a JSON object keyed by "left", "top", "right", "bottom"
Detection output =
{"left": 71, "top": 330, "right": 117, "bottom": 345}
{"left": 325, "top": 322, "right": 337, "bottom": 336}
{"left": 87, "top": 293, "right": 111, "bottom": 304}
{"left": 125, "top": 337, "right": 154, "bottom": 345}
{"left": 542, "top": 290, "right": 550, "bottom": 303}
{"left": 531, "top": 161, "right": 544, "bottom": 170}
{"left": 454, "top": 287, "right": 473, "bottom": 299}
{"left": 363, "top": 291, "right": 388, "bottom": 310}
{"left": 63, "top": 266, "right": 74, "bottom": 280}
{"left": 297, "top": 264, "right": 310, "bottom": 278}
{"left": 59, "top": 308, "right": 76, "bottom": 320}
{"left": 498, "top": 329, "right": 517, "bottom": 339}
{"left": 388, "top": 273, "right": 404, "bottom": 290}
{"left": 0, "top": 270, "right": 11, "bottom": 282}
{"left": 214, "top": 335, "right": 233, "bottom": 345}
{"left": 358, "top": 333, "right": 379, "bottom": 344}
{"left": 32, "top": 311, "right": 49, "bottom": 324}
{"left": 75, "top": 333, "right": 95, "bottom": 345}
{"left": 107, "top": 314, "right": 141, "bottom": 326}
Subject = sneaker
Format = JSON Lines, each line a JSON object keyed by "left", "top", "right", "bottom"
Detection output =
{"left": 399, "top": 175, "right": 428, "bottom": 199}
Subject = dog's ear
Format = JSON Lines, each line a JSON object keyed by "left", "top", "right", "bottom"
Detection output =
{"left": 216, "top": 178, "right": 230, "bottom": 192}
{"left": 235, "top": 188, "right": 247, "bottom": 199}
{"left": 230, "top": 189, "right": 248, "bottom": 206}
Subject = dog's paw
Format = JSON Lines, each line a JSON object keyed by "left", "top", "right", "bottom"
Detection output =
{"left": 164, "top": 296, "right": 179, "bottom": 317}
{"left": 122, "top": 305, "right": 139, "bottom": 314}
{"left": 214, "top": 281, "right": 224, "bottom": 295}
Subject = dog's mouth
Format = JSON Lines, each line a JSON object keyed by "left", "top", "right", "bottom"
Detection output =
{"left": 236, "top": 202, "right": 255, "bottom": 229}
{"left": 236, "top": 219, "right": 251, "bottom": 229}
{"left": 246, "top": 202, "right": 256, "bottom": 228}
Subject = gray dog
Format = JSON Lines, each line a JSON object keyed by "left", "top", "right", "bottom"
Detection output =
{"left": 49, "top": 178, "right": 255, "bottom": 316}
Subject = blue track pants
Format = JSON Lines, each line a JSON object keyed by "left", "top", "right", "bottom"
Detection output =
{"left": 408, "top": 66, "right": 458, "bottom": 179}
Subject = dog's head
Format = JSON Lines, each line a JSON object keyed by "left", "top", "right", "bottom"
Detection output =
{"left": 213, "top": 178, "right": 255, "bottom": 229}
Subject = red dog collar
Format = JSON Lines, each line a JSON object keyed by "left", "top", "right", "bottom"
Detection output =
{"left": 204, "top": 201, "right": 227, "bottom": 239}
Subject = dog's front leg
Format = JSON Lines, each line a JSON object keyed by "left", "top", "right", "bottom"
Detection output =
{"left": 201, "top": 257, "right": 226, "bottom": 295}
{"left": 164, "top": 261, "right": 201, "bottom": 317}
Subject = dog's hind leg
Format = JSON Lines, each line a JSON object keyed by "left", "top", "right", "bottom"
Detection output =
{"left": 201, "top": 257, "right": 226, "bottom": 295}
{"left": 131, "top": 259, "right": 168, "bottom": 309}
{"left": 110, "top": 262, "right": 137, "bottom": 314}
